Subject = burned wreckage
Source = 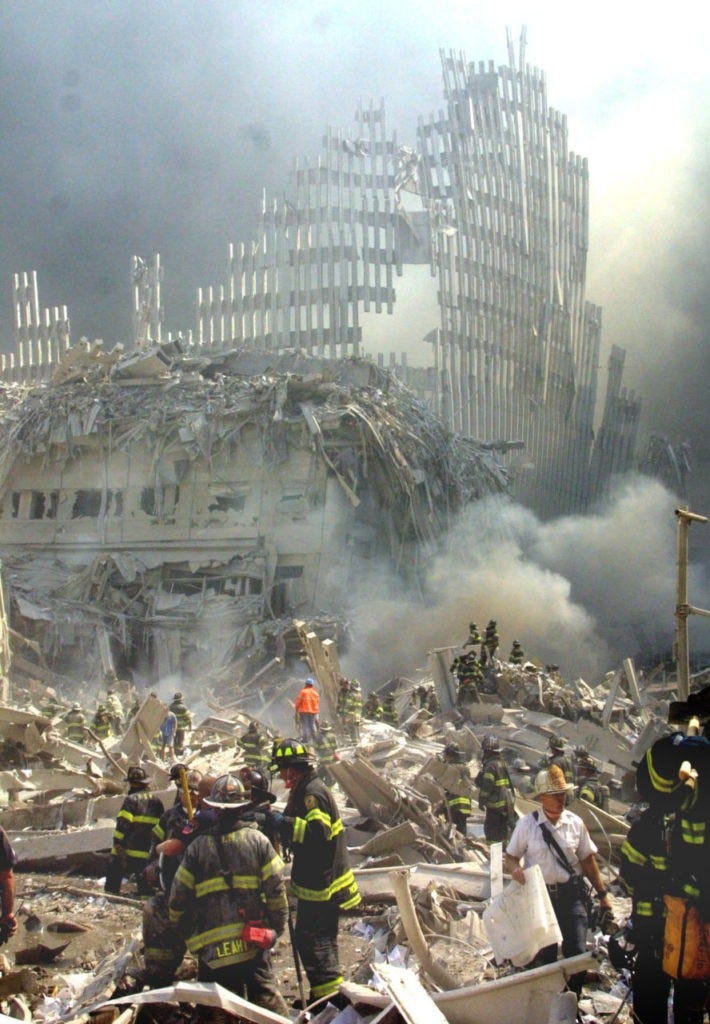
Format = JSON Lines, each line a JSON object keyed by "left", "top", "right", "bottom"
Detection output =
{"left": 0, "top": 345, "right": 507, "bottom": 682}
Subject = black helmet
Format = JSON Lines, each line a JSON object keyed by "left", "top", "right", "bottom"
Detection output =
{"left": 320, "top": 722, "right": 333, "bottom": 732}
{"left": 270, "top": 738, "right": 315, "bottom": 770}
{"left": 482, "top": 735, "right": 501, "bottom": 754}
{"left": 203, "top": 774, "right": 251, "bottom": 811}
{"left": 469, "top": 622, "right": 477, "bottom": 631}
{"left": 247, "top": 721, "right": 258, "bottom": 732}
{"left": 125, "top": 765, "right": 150, "bottom": 785}
{"left": 173, "top": 691, "right": 183, "bottom": 701}
{"left": 549, "top": 734, "right": 565, "bottom": 752}
{"left": 238, "top": 766, "right": 276, "bottom": 805}
{"left": 512, "top": 640, "right": 521, "bottom": 647}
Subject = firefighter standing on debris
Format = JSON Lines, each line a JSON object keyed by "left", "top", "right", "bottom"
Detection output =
{"left": 314, "top": 722, "right": 339, "bottom": 787}
{"left": 105, "top": 688, "right": 124, "bottom": 734}
{"left": 441, "top": 742, "right": 473, "bottom": 836}
{"left": 344, "top": 679, "right": 363, "bottom": 743}
{"left": 464, "top": 622, "right": 483, "bottom": 649}
{"left": 271, "top": 739, "right": 361, "bottom": 1003}
{"left": 294, "top": 678, "right": 320, "bottom": 743}
{"left": 91, "top": 704, "right": 113, "bottom": 741}
{"left": 63, "top": 702, "right": 86, "bottom": 743}
{"left": 363, "top": 693, "right": 383, "bottom": 721}
{"left": 504, "top": 765, "right": 615, "bottom": 998}
{"left": 574, "top": 748, "right": 609, "bottom": 811}
{"left": 139, "top": 768, "right": 205, "bottom": 988}
{"left": 106, "top": 766, "right": 164, "bottom": 896}
{"left": 476, "top": 736, "right": 518, "bottom": 844}
{"left": 168, "top": 774, "right": 290, "bottom": 1015}
{"left": 543, "top": 734, "right": 575, "bottom": 788}
{"left": 452, "top": 651, "right": 482, "bottom": 707}
{"left": 509, "top": 640, "right": 525, "bottom": 665}
{"left": 633, "top": 697, "right": 710, "bottom": 1024}
{"left": 484, "top": 619, "right": 499, "bottom": 660}
{"left": 169, "top": 692, "right": 192, "bottom": 756}
{"left": 381, "top": 694, "right": 399, "bottom": 727}
{"left": 617, "top": 804, "right": 673, "bottom": 1024}
{"left": 238, "top": 721, "right": 269, "bottom": 769}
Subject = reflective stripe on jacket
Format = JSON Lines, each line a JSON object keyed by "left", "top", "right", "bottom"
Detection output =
{"left": 168, "top": 821, "right": 287, "bottom": 968}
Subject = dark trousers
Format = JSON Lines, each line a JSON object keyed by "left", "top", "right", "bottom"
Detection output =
{"left": 105, "top": 854, "right": 152, "bottom": 896}
{"left": 538, "top": 880, "right": 588, "bottom": 995}
{"left": 673, "top": 978, "right": 709, "bottom": 1024}
{"left": 484, "top": 811, "right": 512, "bottom": 844}
{"left": 295, "top": 899, "right": 342, "bottom": 1001}
{"left": 198, "top": 953, "right": 289, "bottom": 1016}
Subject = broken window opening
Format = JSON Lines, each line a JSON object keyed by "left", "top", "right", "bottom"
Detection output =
{"left": 208, "top": 493, "right": 247, "bottom": 514}
{"left": 71, "top": 489, "right": 102, "bottom": 518}
{"left": 29, "top": 492, "right": 46, "bottom": 519}
{"left": 141, "top": 485, "right": 179, "bottom": 518}
{"left": 274, "top": 564, "right": 304, "bottom": 580}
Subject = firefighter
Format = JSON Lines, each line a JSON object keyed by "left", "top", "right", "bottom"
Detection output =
{"left": 476, "top": 736, "right": 517, "bottom": 843}
{"left": 509, "top": 640, "right": 524, "bottom": 665}
{"left": 544, "top": 734, "right": 575, "bottom": 787}
{"left": 63, "top": 702, "right": 86, "bottom": 744}
{"left": 169, "top": 692, "right": 192, "bottom": 756}
{"left": 238, "top": 721, "right": 268, "bottom": 769}
{"left": 40, "top": 690, "right": 64, "bottom": 719}
{"left": 574, "top": 748, "right": 609, "bottom": 811}
{"left": 441, "top": 742, "right": 472, "bottom": 836}
{"left": 139, "top": 768, "right": 204, "bottom": 987}
{"left": 294, "top": 678, "right": 320, "bottom": 743}
{"left": 452, "top": 651, "right": 482, "bottom": 707}
{"left": 271, "top": 739, "right": 361, "bottom": 1003}
{"left": 238, "top": 767, "right": 284, "bottom": 852}
{"left": 344, "top": 680, "right": 363, "bottom": 743}
{"left": 105, "top": 688, "right": 124, "bottom": 734}
{"left": 314, "top": 722, "right": 338, "bottom": 787}
{"left": 363, "top": 693, "right": 383, "bottom": 721}
{"left": 381, "top": 694, "right": 398, "bottom": 727}
{"left": 483, "top": 619, "right": 499, "bottom": 660}
{"left": 91, "top": 704, "right": 113, "bottom": 741}
{"left": 168, "top": 774, "right": 289, "bottom": 1015}
{"left": 618, "top": 804, "right": 672, "bottom": 1024}
{"left": 426, "top": 687, "right": 441, "bottom": 714}
{"left": 634, "top": 708, "right": 710, "bottom": 1023}
{"left": 105, "top": 766, "right": 164, "bottom": 896}
{"left": 464, "top": 621, "right": 483, "bottom": 649}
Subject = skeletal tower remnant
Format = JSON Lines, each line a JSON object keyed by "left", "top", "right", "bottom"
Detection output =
{"left": 6, "top": 38, "right": 643, "bottom": 519}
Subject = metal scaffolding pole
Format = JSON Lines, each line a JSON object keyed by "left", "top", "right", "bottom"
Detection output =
{"left": 674, "top": 508, "right": 709, "bottom": 700}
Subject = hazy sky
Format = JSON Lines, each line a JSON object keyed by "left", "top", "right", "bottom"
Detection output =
{"left": 1, "top": 0, "right": 708, "bottom": 508}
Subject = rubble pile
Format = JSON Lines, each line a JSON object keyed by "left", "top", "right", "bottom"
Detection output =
{"left": 0, "top": 622, "right": 704, "bottom": 1022}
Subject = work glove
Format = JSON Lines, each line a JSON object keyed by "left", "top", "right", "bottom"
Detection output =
{"left": 598, "top": 905, "right": 617, "bottom": 935}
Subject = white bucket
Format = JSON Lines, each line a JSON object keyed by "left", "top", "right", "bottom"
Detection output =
{"left": 482, "top": 864, "right": 562, "bottom": 966}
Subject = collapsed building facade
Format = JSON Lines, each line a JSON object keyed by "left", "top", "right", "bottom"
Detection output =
{"left": 0, "top": 348, "right": 506, "bottom": 681}
{"left": 0, "top": 37, "right": 651, "bottom": 680}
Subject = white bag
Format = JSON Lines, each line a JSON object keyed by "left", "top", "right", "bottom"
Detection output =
{"left": 482, "top": 864, "right": 562, "bottom": 966}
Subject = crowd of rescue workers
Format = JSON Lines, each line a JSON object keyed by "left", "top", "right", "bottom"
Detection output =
{"left": 0, "top": 620, "right": 706, "bottom": 1023}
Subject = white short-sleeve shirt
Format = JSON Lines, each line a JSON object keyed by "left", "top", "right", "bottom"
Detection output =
{"left": 506, "top": 808, "right": 598, "bottom": 885}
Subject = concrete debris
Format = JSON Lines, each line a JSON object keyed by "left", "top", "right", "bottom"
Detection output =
{"left": 0, "top": 617, "right": 696, "bottom": 1023}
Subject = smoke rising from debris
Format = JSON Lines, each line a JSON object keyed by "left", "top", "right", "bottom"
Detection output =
{"left": 344, "top": 477, "right": 710, "bottom": 686}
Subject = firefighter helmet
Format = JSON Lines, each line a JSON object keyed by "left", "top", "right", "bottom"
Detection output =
{"left": 482, "top": 735, "right": 501, "bottom": 754}
{"left": 270, "top": 738, "right": 314, "bottom": 769}
{"left": 320, "top": 722, "right": 333, "bottom": 732}
{"left": 204, "top": 774, "right": 251, "bottom": 811}
{"left": 71, "top": 702, "right": 82, "bottom": 711}
{"left": 125, "top": 765, "right": 150, "bottom": 785}
{"left": 548, "top": 734, "right": 566, "bottom": 752}
{"left": 173, "top": 691, "right": 183, "bottom": 701}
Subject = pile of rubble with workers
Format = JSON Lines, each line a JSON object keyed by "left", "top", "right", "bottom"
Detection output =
{"left": 0, "top": 616, "right": 707, "bottom": 1024}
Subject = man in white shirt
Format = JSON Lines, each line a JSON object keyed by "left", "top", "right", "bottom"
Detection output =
{"left": 503, "top": 763, "right": 613, "bottom": 995}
